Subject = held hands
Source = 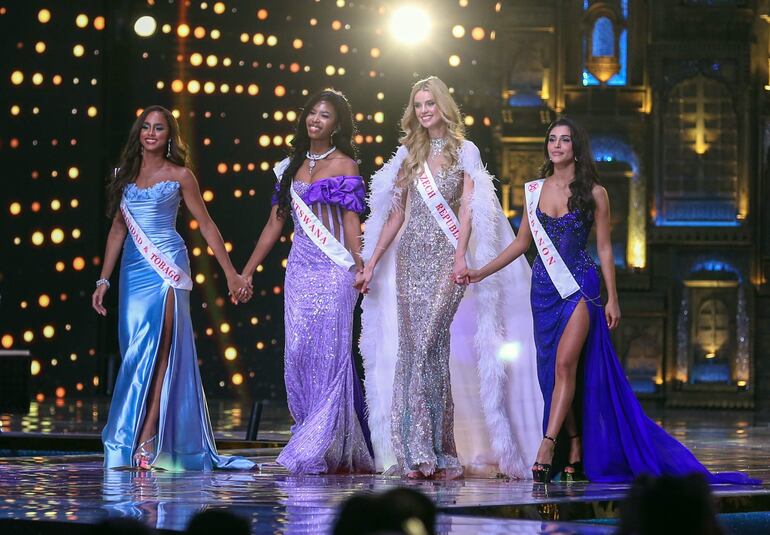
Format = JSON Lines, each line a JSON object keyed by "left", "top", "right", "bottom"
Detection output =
{"left": 605, "top": 298, "right": 621, "bottom": 330}
{"left": 451, "top": 265, "right": 485, "bottom": 285}
{"left": 452, "top": 256, "right": 469, "bottom": 286}
{"left": 92, "top": 285, "right": 108, "bottom": 316}
{"left": 354, "top": 264, "right": 374, "bottom": 294}
{"left": 227, "top": 273, "right": 253, "bottom": 305}
{"left": 452, "top": 256, "right": 486, "bottom": 285}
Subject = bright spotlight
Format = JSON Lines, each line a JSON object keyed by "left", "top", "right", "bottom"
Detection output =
{"left": 389, "top": 5, "right": 431, "bottom": 45}
{"left": 134, "top": 16, "right": 157, "bottom": 37}
{"left": 497, "top": 342, "right": 521, "bottom": 362}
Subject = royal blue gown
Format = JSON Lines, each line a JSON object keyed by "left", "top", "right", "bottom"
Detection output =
{"left": 101, "top": 180, "right": 254, "bottom": 471}
{"left": 531, "top": 206, "right": 757, "bottom": 484}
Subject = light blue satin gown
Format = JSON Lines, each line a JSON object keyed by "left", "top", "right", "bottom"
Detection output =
{"left": 102, "top": 180, "right": 254, "bottom": 471}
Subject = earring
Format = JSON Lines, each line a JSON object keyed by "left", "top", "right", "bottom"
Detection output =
{"left": 166, "top": 139, "right": 172, "bottom": 158}
{"left": 574, "top": 156, "right": 579, "bottom": 162}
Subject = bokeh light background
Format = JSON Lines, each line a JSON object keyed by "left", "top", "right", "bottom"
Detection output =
{"left": 0, "top": 0, "right": 502, "bottom": 403}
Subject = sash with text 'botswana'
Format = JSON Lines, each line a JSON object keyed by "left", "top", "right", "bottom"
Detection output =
{"left": 524, "top": 179, "right": 580, "bottom": 299}
{"left": 120, "top": 199, "right": 193, "bottom": 290}
{"left": 289, "top": 185, "right": 355, "bottom": 270}
{"left": 415, "top": 162, "right": 460, "bottom": 248}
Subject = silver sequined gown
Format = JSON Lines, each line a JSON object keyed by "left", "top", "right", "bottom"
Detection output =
{"left": 392, "top": 162, "right": 466, "bottom": 476}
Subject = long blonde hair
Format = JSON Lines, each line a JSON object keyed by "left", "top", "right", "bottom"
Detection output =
{"left": 396, "top": 76, "right": 465, "bottom": 189}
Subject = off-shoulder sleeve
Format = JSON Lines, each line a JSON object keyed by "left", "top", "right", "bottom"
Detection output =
{"left": 305, "top": 175, "right": 366, "bottom": 214}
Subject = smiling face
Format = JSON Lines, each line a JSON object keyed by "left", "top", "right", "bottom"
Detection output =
{"left": 305, "top": 100, "right": 337, "bottom": 142}
{"left": 547, "top": 125, "right": 574, "bottom": 166}
{"left": 139, "top": 110, "right": 169, "bottom": 154}
{"left": 413, "top": 89, "right": 442, "bottom": 131}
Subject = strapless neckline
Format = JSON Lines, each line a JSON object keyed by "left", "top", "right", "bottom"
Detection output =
{"left": 128, "top": 180, "right": 179, "bottom": 192}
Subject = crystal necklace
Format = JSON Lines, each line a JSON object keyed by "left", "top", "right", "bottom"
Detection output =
{"left": 306, "top": 145, "right": 336, "bottom": 174}
{"left": 429, "top": 137, "right": 447, "bottom": 158}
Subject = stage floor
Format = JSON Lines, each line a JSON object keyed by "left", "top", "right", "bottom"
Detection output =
{"left": 1, "top": 405, "right": 770, "bottom": 534}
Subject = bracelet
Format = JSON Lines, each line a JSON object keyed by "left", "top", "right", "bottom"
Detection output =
{"left": 96, "top": 278, "right": 110, "bottom": 289}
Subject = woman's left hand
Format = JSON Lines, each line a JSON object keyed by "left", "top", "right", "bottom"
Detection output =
{"left": 452, "top": 256, "right": 469, "bottom": 285}
{"left": 605, "top": 299, "right": 621, "bottom": 330}
{"left": 227, "top": 274, "right": 253, "bottom": 304}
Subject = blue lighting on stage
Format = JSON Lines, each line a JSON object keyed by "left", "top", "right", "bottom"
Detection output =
{"left": 583, "top": 61, "right": 601, "bottom": 86}
{"left": 591, "top": 136, "right": 640, "bottom": 173}
{"left": 656, "top": 198, "right": 739, "bottom": 227}
{"left": 507, "top": 93, "right": 544, "bottom": 107}
{"left": 583, "top": 30, "right": 628, "bottom": 86}
{"left": 592, "top": 17, "right": 615, "bottom": 56}
{"left": 690, "top": 259, "right": 743, "bottom": 281}
{"left": 655, "top": 218, "right": 740, "bottom": 227}
{"left": 629, "top": 378, "right": 657, "bottom": 394}
{"left": 692, "top": 361, "right": 731, "bottom": 384}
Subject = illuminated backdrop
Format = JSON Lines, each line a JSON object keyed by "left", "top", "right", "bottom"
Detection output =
{"left": 0, "top": 0, "right": 501, "bottom": 402}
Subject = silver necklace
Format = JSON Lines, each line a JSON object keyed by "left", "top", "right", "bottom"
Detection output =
{"left": 306, "top": 145, "right": 336, "bottom": 174}
{"left": 429, "top": 137, "right": 447, "bottom": 158}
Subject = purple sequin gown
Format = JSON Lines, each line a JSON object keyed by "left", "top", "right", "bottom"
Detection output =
{"left": 273, "top": 175, "right": 374, "bottom": 474}
{"left": 532, "top": 206, "right": 758, "bottom": 484}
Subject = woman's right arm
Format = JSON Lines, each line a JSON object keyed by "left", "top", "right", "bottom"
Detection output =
{"left": 356, "top": 186, "right": 407, "bottom": 294}
{"left": 92, "top": 211, "right": 128, "bottom": 316}
{"left": 241, "top": 205, "right": 285, "bottom": 280}
{"left": 465, "top": 207, "right": 533, "bottom": 283}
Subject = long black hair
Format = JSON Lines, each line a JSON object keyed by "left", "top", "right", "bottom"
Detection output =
{"left": 276, "top": 89, "right": 357, "bottom": 219}
{"left": 106, "top": 105, "right": 189, "bottom": 217}
{"left": 537, "top": 117, "right": 601, "bottom": 217}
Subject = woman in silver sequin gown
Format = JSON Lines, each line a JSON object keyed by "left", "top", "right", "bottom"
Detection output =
{"left": 359, "top": 78, "right": 543, "bottom": 480}
{"left": 391, "top": 159, "right": 467, "bottom": 477}
{"left": 359, "top": 77, "right": 476, "bottom": 478}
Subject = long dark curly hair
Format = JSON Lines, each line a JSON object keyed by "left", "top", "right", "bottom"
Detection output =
{"left": 537, "top": 117, "right": 601, "bottom": 217}
{"left": 276, "top": 89, "right": 357, "bottom": 219}
{"left": 106, "top": 105, "right": 189, "bottom": 217}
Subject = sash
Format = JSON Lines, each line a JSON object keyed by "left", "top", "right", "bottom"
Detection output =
{"left": 289, "top": 185, "right": 355, "bottom": 270}
{"left": 120, "top": 200, "right": 194, "bottom": 290}
{"left": 415, "top": 163, "right": 460, "bottom": 248}
{"left": 524, "top": 179, "right": 580, "bottom": 299}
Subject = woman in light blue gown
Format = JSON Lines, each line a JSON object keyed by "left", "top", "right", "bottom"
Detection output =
{"left": 92, "top": 105, "right": 254, "bottom": 471}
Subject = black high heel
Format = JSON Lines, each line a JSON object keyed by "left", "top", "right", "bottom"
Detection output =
{"left": 532, "top": 434, "right": 556, "bottom": 483}
{"left": 563, "top": 434, "right": 586, "bottom": 482}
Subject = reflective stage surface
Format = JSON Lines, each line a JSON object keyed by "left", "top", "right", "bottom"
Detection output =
{"left": 1, "top": 405, "right": 770, "bottom": 534}
{"left": 0, "top": 401, "right": 290, "bottom": 442}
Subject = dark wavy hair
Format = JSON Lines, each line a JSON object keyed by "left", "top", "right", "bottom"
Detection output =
{"left": 106, "top": 105, "right": 189, "bottom": 217}
{"left": 537, "top": 117, "right": 601, "bottom": 217}
{"left": 276, "top": 89, "right": 357, "bottom": 219}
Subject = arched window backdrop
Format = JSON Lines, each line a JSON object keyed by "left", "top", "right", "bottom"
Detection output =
{"left": 660, "top": 75, "right": 738, "bottom": 225}
{"left": 582, "top": 1, "right": 628, "bottom": 86}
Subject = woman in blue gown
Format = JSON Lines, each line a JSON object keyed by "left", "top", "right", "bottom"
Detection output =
{"left": 92, "top": 106, "right": 255, "bottom": 471}
{"left": 458, "top": 118, "right": 757, "bottom": 485}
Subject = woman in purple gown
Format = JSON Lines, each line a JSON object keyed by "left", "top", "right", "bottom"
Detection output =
{"left": 241, "top": 89, "right": 374, "bottom": 474}
{"left": 459, "top": 118, "right": 757, "bottom": 485}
